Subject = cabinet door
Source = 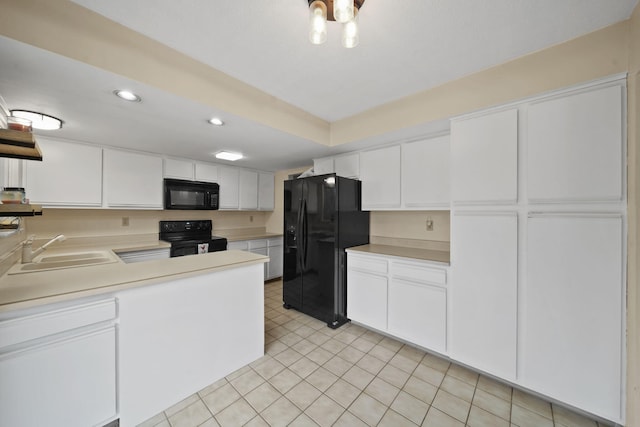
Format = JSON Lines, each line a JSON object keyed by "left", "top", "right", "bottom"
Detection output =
{"left": 314, "top": 157, "right": 334, "bottom": 175}
{"left": 451, "top": 108, "right": 518, "bottom": 204}
{"left": 195, "top": 163, "right": 219, "bottom": 183}
{"left": 347, "top": 269, "right": 388, "bottom": 331}
{"left": 402, "top": 135, "right": 450, "bottom": 209}
{"left": 258, "top": 172, "right": 275, "bottom": 211}
{"left": 0, "top": 326, "right": 117, "bottom": 427}
{"left": 239, "top": 170, "right": 258, "bottom": 210}
{"left": 218, "top": 167, "right": 240, "bottom": 209}
{"left": 360, "top": 145, "right": 401, "bottom": 209}
{"left": 267, "top": 245, "right": 283, "bottom": 280}
{"left": 164, "top": 158, "right": 194, "bottom": 180}
{"left": 104, "top": 149, "right": 163, "bottom": 208}
{"left": 334, "top": 153, "right": 359, "bottom": 179}
{"left": 522, "top": 214, "right": 622, "bottom": 421}
{"left": 388, "top": 278, "right": 446, "bottom": 354}
{"left": 25, "top": 138, "right": 102, "bottom": 206}
{"left": 527, "top": 85, "right": 623, "bottom": 203}
{"left": 450, "top": 213, "right": 518, "bottom": 381}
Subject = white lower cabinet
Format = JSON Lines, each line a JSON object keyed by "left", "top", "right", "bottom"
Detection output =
{"left": 347, "top": 252, "right": 449, "bottom": 353}
{"left": 0, "top": 298, "right": 118, "bottom": 427}
{"left": 522, "top": 214, "right": 623, "bottom": 422}
{"left": 347, "top": 269, "right": 388, "bottom": 332}
{"left": 231, "top": 237, "right": 283, "bottom": 280}
{"left": 388, "top": 262, "right": 447, "bottom": 354}
{"left": 450, "top": 213, "right": 518, "bottom": 381}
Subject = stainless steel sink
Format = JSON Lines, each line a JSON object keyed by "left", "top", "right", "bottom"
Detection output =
{"left": 8, "top": 250, "right": 120, "bottom": 274}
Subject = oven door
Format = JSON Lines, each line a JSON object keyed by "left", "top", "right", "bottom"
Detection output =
{"left": 170, "top": 241, "right": 199, "bottom": 257}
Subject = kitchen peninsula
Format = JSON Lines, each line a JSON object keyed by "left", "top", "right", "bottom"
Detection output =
{"left": 0, "top": 247, "right": 268, "bottom": 427}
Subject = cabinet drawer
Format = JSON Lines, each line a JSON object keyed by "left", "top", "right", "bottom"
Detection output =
{"left": 0, "top": 299, "right": 117, "bottom": 349}
{"left": 248, "top": 239, "right": 268, "bottom": 250}
{"left": 228, "top": 241, "right": 249, "bottom": 251}
{"left": 267, "top": 237, "right": 283, "bottom": 247}
{"left": 392, "top": 262, "right": 447, "bottom": 286}
{"left": 348, "top": 254, "right": 388, "bottom": 275}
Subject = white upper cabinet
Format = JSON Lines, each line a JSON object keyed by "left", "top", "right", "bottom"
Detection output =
{"left": 24, "top": 138, "right": 103, "bottom": 207}
{"left": 163, "top": 158, "right": 194, "bottom": 180}
{"left": 522, "top": 214, "right": 623, "bottom": 422}
{"left": 451, "top": 108, "right": 518, "bottom": 204}
{"left": 104, "top": 149, "right": 163, "bottom": 209}
{"left": 218, "top": 167, "right": 240, "bottom": 209}
{"left": 313, "top": 157, "right": 334, "bottom": 175}
{"left": 401, "top": 135, "right": 450, "bottom": 209}
{"left": 194, "top": 163, "right": 219, "bottom": 183}
{"left": 333, "top": 153, "right": 359, "bottom": 179}
{"left": 527, "top": 85, "right": 623, "bottom": 203}
{"left": 239, "top": 170, "right": 258, "bottom": 210}
{"left": 360, "top": 145, "right": 401, "bottom": 209}
{"left": 258, "top": 172, "right": 275, "bottom": 211}
{"left": 450, "top": 212, "right": 518, "bottom": 381}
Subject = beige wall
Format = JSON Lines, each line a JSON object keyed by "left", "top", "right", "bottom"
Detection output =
{"left": 370, "top": 211, "right": 450, "bottom": 243}
{"left": 627, "top": 4, "right": 640, "bottom": 426}
{"left": 24, "top": 209, "right": 267, "bottom": 239}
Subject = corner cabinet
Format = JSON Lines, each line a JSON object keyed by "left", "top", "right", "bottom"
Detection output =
{"left": 347, "top": 251, "right": 449, "bottom": 354}
{"left": 258, "top": 172, "right": 275, "bottom": 211}
{"left": 104, "top": 149, "right": 163, "bottom": 209}
{"left": 228, "top": 236, "right": 282, "bottom": 280}
{"left": 24, "top": 137, "right": 103, "bottom": 207}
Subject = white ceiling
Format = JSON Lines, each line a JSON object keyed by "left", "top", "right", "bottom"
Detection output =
{"left": 0, "top": 0, "right": 637, "bottom": 171}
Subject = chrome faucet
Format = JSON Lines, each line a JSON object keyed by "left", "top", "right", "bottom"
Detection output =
{"left": 22, "top": 234, "right": 66, "bottom": 263}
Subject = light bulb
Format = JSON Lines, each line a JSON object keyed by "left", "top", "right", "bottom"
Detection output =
{"left": 309, "top": 1, "right": 327, "bottom": 45}
{"left": 334, "top": 0, "right": 354, "bottom": 23}
{"left": 342, "top": 14, "right": 359, "bottom": 48}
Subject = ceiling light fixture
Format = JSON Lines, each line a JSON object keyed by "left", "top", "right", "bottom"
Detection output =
{"left": 113, "top": 90, "right": 141, "bottom": 102}
{"left": 10, "top": 110, "right": 63, "bottom": 130}
{"left": 215, "top": 151, "right": 243, "bottom": 161}
{"left": 209, "top": 117, "right": 225, "bottom": 126}
{"left": 308, "top": 0, "right": 364, "bottom": 48}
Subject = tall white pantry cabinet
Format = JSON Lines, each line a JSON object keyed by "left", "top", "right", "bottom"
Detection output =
{"left": 450, "top": 75, "right": 626, "bottom": 424}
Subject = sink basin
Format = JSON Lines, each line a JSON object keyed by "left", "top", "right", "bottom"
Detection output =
{"left": 8, "top": 250, "right": 120, "bottom": 275}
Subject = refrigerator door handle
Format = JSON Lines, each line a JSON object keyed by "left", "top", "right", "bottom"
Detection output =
{"left": 296, "top": 198, "right": 304, "bottom": 271}
{"left": 302, "top": 199, "right": 308, "bottom": 270}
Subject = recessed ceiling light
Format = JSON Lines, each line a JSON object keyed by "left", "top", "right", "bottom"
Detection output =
{"left": 113, "top": 90, "right": 141, "bottom": 102}
{"left": 209, "top": 117, "right": 224, "bottom": 126}
{"left": 10, "top": 110, "right": 63, "bottom": 130}
{"left": 215, "top": 151, "right": 243, "bottom": 161}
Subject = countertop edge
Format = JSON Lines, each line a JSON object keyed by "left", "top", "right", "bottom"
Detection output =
{"left": 346, "top": 244, "right": 451, "bottom": 266}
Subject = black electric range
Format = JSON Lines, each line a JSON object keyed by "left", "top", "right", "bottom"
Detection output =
{"left": 159, "top": 220, "right": 227, "bottom": 258}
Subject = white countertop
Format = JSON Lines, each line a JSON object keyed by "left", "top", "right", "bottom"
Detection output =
{"left": 0, "top": 247, "right": 268, "bottom": 313}
{"left": 347, "top": 244, "right": 450, "bottom": 265}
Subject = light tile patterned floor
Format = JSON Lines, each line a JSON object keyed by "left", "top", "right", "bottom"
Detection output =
{"left": 138, "top": 280, "right": 613, "bottom": 427}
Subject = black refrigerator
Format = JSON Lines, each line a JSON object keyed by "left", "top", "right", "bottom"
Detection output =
{"left": 283, "top": 174, "right": 370, "bottom": 328}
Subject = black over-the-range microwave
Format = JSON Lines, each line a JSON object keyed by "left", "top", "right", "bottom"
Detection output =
{"left": 164, "top": 178, "right": 219, "bottom": 210}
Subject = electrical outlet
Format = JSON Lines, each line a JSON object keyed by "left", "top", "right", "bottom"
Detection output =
{"left": 426, "top": 217, "right": 434, "bottom": 231}
{"left": 122, "top": 217, "right": 129, "bottom": 227}
{"left": 249, "top": 215, "right": 254, "bottom": 223}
